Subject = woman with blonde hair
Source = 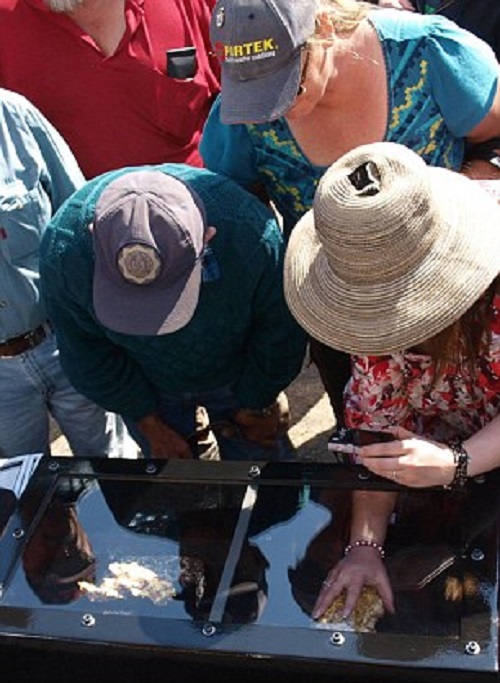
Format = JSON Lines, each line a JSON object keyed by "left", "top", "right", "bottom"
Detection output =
{"left": 201, "top": 0, "right": 500, "bottom": 425}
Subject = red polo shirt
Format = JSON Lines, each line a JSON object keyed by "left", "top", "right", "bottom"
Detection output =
{"left": 0, "top": 0, "right": 220, "bottom": 177}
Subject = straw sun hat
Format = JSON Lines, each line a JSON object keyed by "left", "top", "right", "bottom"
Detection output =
{"left": 284, "top": 142, "right": 500, "bottom": 355}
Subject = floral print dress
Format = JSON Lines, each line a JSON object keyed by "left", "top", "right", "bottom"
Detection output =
{"left": 345, "top": 296, "right": 500, "bottom": 442}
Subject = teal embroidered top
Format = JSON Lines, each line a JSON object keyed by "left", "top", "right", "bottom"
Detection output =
{"left": 200, "top": 11, "right": 498, "bottom": 235}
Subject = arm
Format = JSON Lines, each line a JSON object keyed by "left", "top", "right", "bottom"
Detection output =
{"left": 231, "top": 221, "right": 307, "bottom": 446}
{"left": 428, "top": 18, "right": 500, "bottom": 141}
{"left": 313, "top": 354, "right": 413, "bottom": 618}
{"left": 232, "top": 223, "right": 307, "bottom": 410}
{"left": 200, "top": 97, "right": 262, "bottom": 189}
{"left": 461, "top": 78, "right": 500, "bottom": 179}
{"left": 42, "top": 260, "right": 191, "bottom": 458}
{"left": 359, "top": 414, "right": 500, "bottom": 487}
{"left": 313, "top": 490, "right": 396, "bottom": 618}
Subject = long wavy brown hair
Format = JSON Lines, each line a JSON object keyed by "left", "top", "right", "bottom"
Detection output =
{"left": 422, "top": 275, "right": 500, "bottom": 377}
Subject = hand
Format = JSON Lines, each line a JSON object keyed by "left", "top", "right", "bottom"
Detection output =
{"left": 312, "top": 546, "right": 394, "bottom": 619}
{"left": 358, "top": 426, "right": 455, "bottom": 487}
{"left": 137, "top": 413, "right": 191, "bottom": 459}
{"left": 233, "top": 392, "right": 290, "bottom": 448}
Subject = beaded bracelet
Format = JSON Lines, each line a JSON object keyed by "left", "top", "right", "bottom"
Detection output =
{"left": 443, "top": 441, "right": 470, "bottom": 490}
{"left": 344, "top": 539, "right": 385, "bottom": 559}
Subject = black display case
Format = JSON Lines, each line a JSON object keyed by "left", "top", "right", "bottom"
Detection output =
{"left": 0, "top": 457, "right": 499, "bottom": 683}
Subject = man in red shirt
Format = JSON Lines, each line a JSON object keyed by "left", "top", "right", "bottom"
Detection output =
{"left": 0, "top": 0, "right": 220, "bottom": 178}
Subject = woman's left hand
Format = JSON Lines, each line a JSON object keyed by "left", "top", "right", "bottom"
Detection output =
{"left": 358, "top": 427, "right": 455, "bottom": 488}
{"left": 312, "top": 545, "right": 394, "bottom": 620}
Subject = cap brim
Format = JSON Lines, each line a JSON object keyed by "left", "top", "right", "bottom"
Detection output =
{"left": 219, "top": 51, "right": 302, "bottom": 124}
{"left": 94, "top": 259, "right": 202, "bottom": 336}
{"left": 284, "top": 171, "right": 500, "bottom": 355}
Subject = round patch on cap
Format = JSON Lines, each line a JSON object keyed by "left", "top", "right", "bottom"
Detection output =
{"left": 117, "top": 244, "right": 162, "bottom": 285}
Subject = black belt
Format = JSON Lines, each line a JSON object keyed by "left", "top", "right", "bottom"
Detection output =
{"left": 0, "top": 324, "right": 47, "bottom": 357}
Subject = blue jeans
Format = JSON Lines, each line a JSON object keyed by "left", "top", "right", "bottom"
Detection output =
{"left": 126, "top": 385, "right": 295, "bottom": 461}
{"left": 0, "top": 330, "right": 123, "bottom": 458}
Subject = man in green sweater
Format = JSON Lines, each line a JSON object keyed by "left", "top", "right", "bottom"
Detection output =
{"left": 40, "top": 165, "right": 307, "bottom": 460}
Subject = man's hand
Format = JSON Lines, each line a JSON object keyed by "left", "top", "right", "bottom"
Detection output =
{"left": 136, "top": 413, "right": 191, "bottom": 459}
{"left": 232, "top": 392, "right": 290, "bottom": 448}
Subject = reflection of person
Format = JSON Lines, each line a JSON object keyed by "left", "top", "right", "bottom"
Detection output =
{"left": 0, "top": 87, "right": 122, "bottom": 458}
{"left": 40, "top": 166, "right": 306, "bottom": 460}
{"left": 283, "top": 141, "right": 500, "bottom": 618}
{"left": 201, "top": 0, "right": 500, "bottom": 426}
{"left": 22, "top": 500, "right": 96, "bottom": 604}
{"left": 97, "top": 477, "right": 302, "bottom": 624}
{"left": 176, "top": 509, "right": 268, "bottom": 624}
{"left": 0, "top": 0, "right": 220, "bottom": 179}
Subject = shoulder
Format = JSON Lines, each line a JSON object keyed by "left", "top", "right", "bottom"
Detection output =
{"left": 161, "top": 164, "right": 284, "bottom": 256}
{"left": 369, "top": 7, "right": 482, "bottom": 43}
{"left": 159, "top": 163, "right": 272, "bottom": 218}
{"left": 0, "top": 0, "right": 21, "bottom": 10}
{"left": 0, "top": 87, "right": 47, "bottom": 135}
{"left": 0, "top": 87, "right": 35, "bottom": 115}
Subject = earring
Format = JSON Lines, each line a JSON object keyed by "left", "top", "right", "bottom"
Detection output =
{"left": 297, "top": 85, "right": 307, "bottom": 97}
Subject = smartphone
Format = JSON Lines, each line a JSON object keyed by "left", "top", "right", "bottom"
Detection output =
{"left": 166, "top": 47, "right": 198, "bottom": 79}
{"left": 328, "top": 427, "right": 394, "bottom": 464}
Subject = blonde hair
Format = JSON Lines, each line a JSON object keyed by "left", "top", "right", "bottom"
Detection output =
{"left": 312, "top": 0, "right": 375, "bottom": 37}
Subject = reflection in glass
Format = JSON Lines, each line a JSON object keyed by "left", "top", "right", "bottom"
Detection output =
{"left": 22, "top": 501, "right": 96, "bottom": 604}
{"left": 1, "top": 463, "right": 497, "bottom": 667}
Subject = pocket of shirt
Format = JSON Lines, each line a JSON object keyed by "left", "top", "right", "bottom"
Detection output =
{"left": 153, "top": 70, "right": 214, "bottom": 147}
{"left": 0, "top": 180, "right": 45, "bottom": 262}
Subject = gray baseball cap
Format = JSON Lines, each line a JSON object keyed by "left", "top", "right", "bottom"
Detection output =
{"left": 211, "top": 0, "right": 317, "bottom": 124}
{"left": 92, "top": 170, "right": 206, "bottom": 336}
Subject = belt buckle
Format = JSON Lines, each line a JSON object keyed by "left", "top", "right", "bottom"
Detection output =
{"left": 23, "top": 325, "right": 44, "bottom": 351}
{"left": 25, "top": 331, "right": 39, "bottom": 350}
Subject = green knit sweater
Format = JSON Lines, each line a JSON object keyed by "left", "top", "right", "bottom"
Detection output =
{"left": 40, "top": 164, "right": 307, "bottom": 421}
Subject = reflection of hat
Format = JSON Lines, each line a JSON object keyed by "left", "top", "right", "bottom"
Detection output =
{"left": 284, "top": 142, "right": 500, "bottom": 355}
{"left": 210, "top": 0, "right": 317, "bottom": 124}
{"left": 92, "top": 170, "right": 206, "bottom": 335}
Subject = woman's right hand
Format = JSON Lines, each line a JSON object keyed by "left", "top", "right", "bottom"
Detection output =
{"left": 312, "top": 545, "right": 395, "bottom": 620}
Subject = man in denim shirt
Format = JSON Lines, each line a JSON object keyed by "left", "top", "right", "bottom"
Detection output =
{"left": 0, "top": 88, "right": 122, "bottom": 457}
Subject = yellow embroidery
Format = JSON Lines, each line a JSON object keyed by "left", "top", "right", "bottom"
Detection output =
{"left": 390, "top": 60, "right": 428, "bottom": 129}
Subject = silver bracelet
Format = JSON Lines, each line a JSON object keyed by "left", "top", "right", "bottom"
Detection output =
{"left": 344, "top": 539, "right": 385, "bottom": 558}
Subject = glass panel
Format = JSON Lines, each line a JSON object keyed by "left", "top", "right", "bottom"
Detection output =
{"left": 0, "top": 460, "right": 498, "bottom": 672}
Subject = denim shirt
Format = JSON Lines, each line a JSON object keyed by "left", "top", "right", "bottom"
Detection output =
{"left": 0, "top": 88, "right": 84, "bottom": 342}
